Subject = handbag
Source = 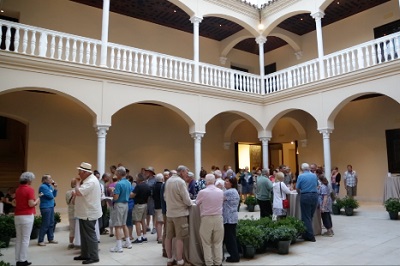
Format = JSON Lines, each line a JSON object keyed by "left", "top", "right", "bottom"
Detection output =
{"left": 280, "top": 182, "right": 290, "bottom": 209}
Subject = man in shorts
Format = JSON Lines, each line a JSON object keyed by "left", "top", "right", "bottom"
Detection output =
{"left": 110, "top": 166, "right": 132, "bottom": 252}
{"left": 131, "top": 173, "right": 151, "bottom": 244}
{"left": 164, "top": 165, "right": 193, "bottom": 266}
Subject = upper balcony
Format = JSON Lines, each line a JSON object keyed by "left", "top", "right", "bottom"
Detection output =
{"left": 0, "top": 18, "right": 400, "bottom": 97}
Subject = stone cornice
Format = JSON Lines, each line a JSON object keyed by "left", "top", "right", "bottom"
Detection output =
{"left": 1, "top": 52, "right": 399, "bottom": 108}
{"left": 204, "top": 0, "right": 259, "bottom": 20}
{"left": 260, "top": 0, "right": 302, "bottom": 18}
{"left": 0, "top": 52, "right": 265, "bottom": 105}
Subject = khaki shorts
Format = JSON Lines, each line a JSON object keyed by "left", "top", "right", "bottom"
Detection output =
{"left": 110, "top": 202, "right": 128, "bottom": 226}
{"left": 155, "top": 209, "right": 163, "bottom": 223}
{"left": 166, "top": 216, "right": 189, "bottom": 240}
{"left": 346, "top": 186, "right": 357, "bottom": 197}
{"left": 132, "top": 203, "right": 147, "bottom": 222}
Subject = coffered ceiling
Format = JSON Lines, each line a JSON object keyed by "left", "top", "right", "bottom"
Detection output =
{"left": 70, "top": 0, "right": 391, "bottom": 54}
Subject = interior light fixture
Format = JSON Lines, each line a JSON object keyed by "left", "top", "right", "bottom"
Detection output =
{"left": 258, "top": 23, "right": 264, "bottom": 30}
{"left": 290, "top": 141, "right": 294, "bottom": 144}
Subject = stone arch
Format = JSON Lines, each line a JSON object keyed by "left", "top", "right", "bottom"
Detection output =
{"left": 0, "top": 86, "right": 98, "bottom": 123}
{"left": 111, "top": 100, "right": 197, "bottom": 133}
{"left": 203, "top": 13, "right": 259, "bottom": 37}
{"left": 279, "top": 116, "right": 307, "bottom": 140}
{"left": 327, "top": 92, "right": 400, "bottom": 129}
{"left": 223, "top": 118, "right": 246, "bottom": 142}
{"left": 204, "top": 110, "right": 264, "bottom": 133}
{"left": 167, "top": 0, "right": 195, "bottom": 17}
{"left": 266, "top": 108, "right": 317, "bottom": 134}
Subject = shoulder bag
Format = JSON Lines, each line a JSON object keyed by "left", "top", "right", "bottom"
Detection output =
{"left": 280, "top": 182, "right": 290, "bottom": 209}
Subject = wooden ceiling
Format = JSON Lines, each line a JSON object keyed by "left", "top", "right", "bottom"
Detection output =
{"left": 70, "top": 0, "right": 391, "bottom": 54}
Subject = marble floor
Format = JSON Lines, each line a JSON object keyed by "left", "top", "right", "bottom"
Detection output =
{"left": 1, "top": 202, "right": 399, "bottom": 265}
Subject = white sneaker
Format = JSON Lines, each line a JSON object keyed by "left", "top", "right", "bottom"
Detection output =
{"left": 123, "top": 242, "right": 132, "bottom": 249}
{"left": 110, "top": 246, "right": 123, "bottom": 253}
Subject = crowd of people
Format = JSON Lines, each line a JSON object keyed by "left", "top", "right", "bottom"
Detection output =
{"left": 4, "top": 161, "right": 359, "bottom": 266}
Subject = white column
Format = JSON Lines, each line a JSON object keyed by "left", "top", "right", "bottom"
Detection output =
{"left": 319, "top": 128, "right": 333, "bottom": 183}
{"left": 191, "top": 132, "right": 204, "bottom": 179}
{"left": 311, "top": 11, "right": 325, "bottom": 79}
{"left": 259, "top": 137, "right": 270, "bottom": 170}
{"left": 96, "top": 126, "right": 109, "bottom": 175}
{"left": 256, "top": 36, "right": 267, "bottom": 95}
{"left": 190, "top": 16, "right": 203, "bottom": 83}
{"left": 100, "top": 0, "right": 110, "bottom": 67}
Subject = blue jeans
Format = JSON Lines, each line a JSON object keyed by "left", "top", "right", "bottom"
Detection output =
{"left": 38, "top": 207, "right": 55, "bottom": 243}
{"left": 332, "top": 183, "right": 340, "bottom": 194}
{"left": 300, "top": 193, "right": 318, "bottom": 240}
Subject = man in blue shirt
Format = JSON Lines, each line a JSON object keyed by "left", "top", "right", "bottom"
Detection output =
{"left": 110, "top": 166, "right": 132, "bottom": 252}
{"left": 296, "top": 163, "right": 318, "bottom": 242}
{"left": 38, "top": 174, "right": 58, "bottom": 246}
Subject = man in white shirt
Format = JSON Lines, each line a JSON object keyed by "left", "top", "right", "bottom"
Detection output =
{"left": 73, "top": 162, "right": 102, "bottom": 265}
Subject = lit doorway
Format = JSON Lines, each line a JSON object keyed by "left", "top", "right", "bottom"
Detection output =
{"left": 235, "top": 141, "right": 298, "bottom": 175}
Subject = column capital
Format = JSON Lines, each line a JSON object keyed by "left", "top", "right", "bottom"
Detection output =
{"left": 294, "top": 50, "right": 303, "bottom": 60}
{"left": 219, "top": 56, "right": 228, "bottom": 65}
{"left": 190, "top": 16, "right": 203, "bottom": 24}
{"left": 259, "top": 137, "right": 271, "bottom": 143}
{"left": 311, "top": 11, "right": 325, "bottom": 20}
{"left": 255, "top": 35, "right": 267, "bottom": 45}
{"left": 319, "top": 128, "right": 333, "bottom": 138}
{"left": 299, "top": 139, "right": 308, "bottom": 147}
{"left": 191, "top": 132, "right": 204, "bottom": 140}
{"left": 95, "top": 125, "right": 109, "bottom": 137}
{"left": 223, "top": 142, "right": 231, "bottom": 150}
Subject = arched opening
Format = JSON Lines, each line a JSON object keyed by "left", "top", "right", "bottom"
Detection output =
{"left": 0, "top": 116, "right": 26, "bottom": 190}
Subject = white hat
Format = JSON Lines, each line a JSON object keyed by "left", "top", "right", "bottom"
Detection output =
{"left": 145, "top": 166, "right": 156, "bottom": 174}
{"left": 77, "top": 162, "right": 92, "bottom": 173}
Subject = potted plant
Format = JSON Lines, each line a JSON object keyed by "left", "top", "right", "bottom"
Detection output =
{"left": 269, "top": 225, "right": 297, "bottom": 254}
{"left": 244, "top": 195, "right": 257, "bottom": 212}
{"left": 278, "top": 216, "right": 306, "bottom": 243}
{"left": 384, "top": 198, "right": 400, "bottom": 220}
{"left": 341, "top": 196, "right": 359, "bottom": 216}
{"left": 0, "top": 215, "right": 16, "bottom": 247}
{"left": 237, "top": 224, "right": 264, "bottom": 258}
{"left": 53, "top": 212, "right": 61, "bottom": 232}
{"left": 332, "top": 198, "right": 343, "bottom": 215}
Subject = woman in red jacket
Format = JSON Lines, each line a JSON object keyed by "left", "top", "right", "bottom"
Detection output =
{"left": 14, "top": 172, "right": 40, "bottom": 266}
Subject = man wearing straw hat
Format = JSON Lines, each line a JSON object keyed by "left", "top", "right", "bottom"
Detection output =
{"left": 73, "top": 162, "right": 102, "bottom": 264}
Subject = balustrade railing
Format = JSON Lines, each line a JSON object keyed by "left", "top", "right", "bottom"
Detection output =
{"left": 107, "top": 43, "right": 194, "bottom": 82}
{"left": 1, "top": 19, "right": 399, "bottom": 96}
{"left": 323, "top": 32, "right": 400, "bottom": 77}
{"left": 199, "top": 62, "right": 261, "bottom": 94}
{"left": 0, "top": 20, "right": 101, "bottom": 65}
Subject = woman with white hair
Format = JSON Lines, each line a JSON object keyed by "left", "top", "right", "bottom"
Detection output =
{"left": 272, "top": 172, "right": 292, "bottom": 220}
{"left": 14, "top": 172, "right": 40, "bottom": 266}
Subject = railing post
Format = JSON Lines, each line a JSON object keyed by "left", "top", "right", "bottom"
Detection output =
{"left": 150, "top": 55, "right": 157, "bottom": 76}
{"left": 100, "top": 0, "right": 110, "bottom": 67}
{"left": 190, "top": 16, "right": 203, "bottom": 83}
{"left": 256, "top": 36, "right": 267, "bottom": 95}
{"left": 311, "top": 11, "right": 325, "bottom": 80}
